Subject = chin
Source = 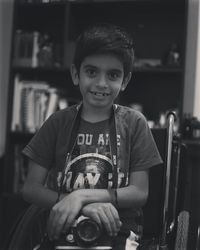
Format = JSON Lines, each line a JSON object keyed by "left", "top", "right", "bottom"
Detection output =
{"left": 93, "top": 102, "right": 113, "bottom": 109}
{"left": 86, "top": 99, "right": 111, "bottom": 108}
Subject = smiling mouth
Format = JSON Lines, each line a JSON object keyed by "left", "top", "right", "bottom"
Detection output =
{"left": 90, "top": 91, "right": 110, "bottom": 97}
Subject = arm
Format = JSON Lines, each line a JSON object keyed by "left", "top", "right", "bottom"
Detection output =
{"left": 117, "top": 169, "right": 149, "bottom": 208}
{"left": 22, "top": 159, "right": 148, "bottom": 239}
{"left": 22, "top": 160, "right": 118, "bottom": 238}
{"left": 48, "top": 169, "right": 149, "bottom": 239}
{"left": 80, "top": 170, "right": 148, "bottom": 237}
{"left": 22, "top": 160, "right": 60, "bottom": 209}
{"left": 81, "top": 170, "right": 149, "bottom": 209}
{"left": 22, "top": 155, "right": 148, "bottom": 210}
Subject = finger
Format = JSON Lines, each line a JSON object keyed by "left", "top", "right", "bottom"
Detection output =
{"left": 88, "top": 213, "right": 102, "bottom": 227}
{"left": 103, "top": 206, "right": 119, "bottom": 236}
{"left": 47, "top": 208, "right": 58, "bottom": 240}
{"left": 47, "top": 202, "right": 62, "bottom": 228}
{"left": 63, "top": 212, "right": 77, "bottom": 232}
{"left": 109, "top": 205, "right": 122, "bottom": 230}
{"left": 98, "top": 208, "right": 113, "bottom": 236}
{"left": 53, "top": 214, "right": 68, "bottom": 240}
{"left": 48, "top": 204, "right": 68, "bottom": 240}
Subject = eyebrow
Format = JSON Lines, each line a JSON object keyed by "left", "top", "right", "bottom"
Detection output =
{"left": 83, "top": 64, "right": 123, "bottom": 73}
{"left": 83, "top": 65, "right": 97, "bottom": 69}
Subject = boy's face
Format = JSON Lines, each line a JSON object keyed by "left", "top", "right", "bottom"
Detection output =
{"left": 71, "top": 54, "right": 131, "bottom": 111}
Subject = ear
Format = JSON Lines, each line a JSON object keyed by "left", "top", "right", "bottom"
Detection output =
{"left": 70, "top": 64, "right": 79, "bottom": 86}
{"left": 121, "top": 72, "right": 132, "bottom": 91}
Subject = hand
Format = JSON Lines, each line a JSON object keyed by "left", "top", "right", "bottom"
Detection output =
{"left": 47, "top": 190, "right": 83, "bottom": 240}
{"left": 82, "top": 203, "right": 122, "bottom": 237}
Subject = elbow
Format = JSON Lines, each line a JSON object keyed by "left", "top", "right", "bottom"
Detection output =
{"left": 133, "top": 188, "right": 149, "bottom": 208}
{"left": 21, "top": 183, "right": 32, "bottom": 203}
{"left": 21, "top": 183, "right": 28, "bottom": 201}
{"left": 140, "top": 189, "right": 149, "bottom": 207}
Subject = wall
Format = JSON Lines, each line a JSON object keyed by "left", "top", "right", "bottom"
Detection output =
{"left": 194, "top": 0, "right": 200, "bottom": 119}
{"left": 183, "top": 0, "right": 200, "bottom": 119}
{"left": 0, "top": 0, "right": 13, "bottom": 157}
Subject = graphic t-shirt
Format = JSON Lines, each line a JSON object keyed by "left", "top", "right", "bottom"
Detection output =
{"left": 22, "top": 104, "right": 163, "bottom": 236}
{"left": 57, "top": 118, "right": 121, "bottom": 193}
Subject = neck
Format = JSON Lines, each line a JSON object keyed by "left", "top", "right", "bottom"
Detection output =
{"left": 81, "top": 104, "right": 113, "bottom": 123}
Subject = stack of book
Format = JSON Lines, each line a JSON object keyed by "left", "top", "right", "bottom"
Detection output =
{"left": 13, "top": 30, "right": 40, "bottom": 68}
{"left": 11, "top": 74, "right": 68, "bottom": 133}
{"left": 13, "top": 30, "right": 60, "bottom": 68}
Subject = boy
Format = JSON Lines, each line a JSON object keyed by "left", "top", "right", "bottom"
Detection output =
{"left": 22, "top": 23, "right": 162, "bottom": 249}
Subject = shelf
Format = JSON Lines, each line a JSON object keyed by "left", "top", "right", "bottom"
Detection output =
{"left": 12, "top": 65, "right": 183, "bottom": 74}
{"left": 132, "top": 67, "right": 182, "bottom": 73}
{"left": 17, "top": 1, "right": 67, "bottom": 6}
{"left": 17, "top": 0, "right": 184, "bottom": 5}
{"left": 3, "top": 0, "right": 188, "bottom": 196}
{"left": 13, "top": 66, "right": 68, "bottom": 74}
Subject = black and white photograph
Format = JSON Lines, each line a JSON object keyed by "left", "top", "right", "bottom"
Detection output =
{"left": 0, "top": 0, "right": 200, "bottom": 249}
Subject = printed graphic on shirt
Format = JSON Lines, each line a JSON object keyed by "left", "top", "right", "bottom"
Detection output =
{"left": 56, "top": 123, "right": 126, "bottom": 192}
{"left": 60, "top": 152, "right": 114, "bottom": 192}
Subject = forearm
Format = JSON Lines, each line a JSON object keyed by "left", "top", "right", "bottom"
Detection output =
{"left": 117, "top": 184, "right": 148, "bottom": 208}
{"left": 78, "top": 184, "right": 148, "bottom": 209}
{"left": 22, "top": 183, "right": 66, "bottom": 209}
{"left": 116, "top": 169, "right": 149, "bottom": 209}
{"left": 22, "top": 182, "right": 113, "bottom": 209}
{"left": 22, "top": 172, "right": 148, "bottom": 210}
{"left": 79, "top": 169, "right": 149, "bottom": 209}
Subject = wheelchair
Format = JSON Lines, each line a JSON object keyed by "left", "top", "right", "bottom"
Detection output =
{"left": 5, "top": 112, "right": 189, "bottom": 250}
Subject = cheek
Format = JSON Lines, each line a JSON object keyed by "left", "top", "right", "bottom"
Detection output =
{"left": 79, "top": 84, "right": 85, "bottom": 96}
{"left": 111, "top": 82, "right": 123, "bottom": 93}
{"left": 80, "top": 75, "right": 93, "bottom": 86}
{"left": 115, "top": 88, "right": 122, "bottom": 97}
{"left": 78, "top": 79, "right": 91, "bottom": 95}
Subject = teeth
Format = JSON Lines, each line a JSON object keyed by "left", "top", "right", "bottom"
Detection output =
{"left": 93, "top": 92, "right": 108, "bottom": 96}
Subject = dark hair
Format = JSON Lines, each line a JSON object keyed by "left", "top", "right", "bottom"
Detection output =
{"left": 73, "top": 23, "right": 134, "bottom": 78}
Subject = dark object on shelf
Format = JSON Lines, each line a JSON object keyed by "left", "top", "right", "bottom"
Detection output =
{"left": 181, "top": 115, "right": 200, "bottom": 140}
{"left": 165, "top": 43, "right": 181, "bottom": 67}
{"left": 38, "top": 34, "right": 54, "bottom": 67}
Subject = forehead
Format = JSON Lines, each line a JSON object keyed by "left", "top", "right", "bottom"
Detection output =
{"left": 81, "top": 54, "right": 124, "bottom": 71}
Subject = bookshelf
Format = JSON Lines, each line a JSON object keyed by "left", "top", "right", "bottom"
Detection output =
{"left": 3, "top": 0, "right": 188, "bottom": 194}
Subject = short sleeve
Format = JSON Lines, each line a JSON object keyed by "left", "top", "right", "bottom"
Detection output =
{"left": 130, "top": 113, "right": 163, "bottom": 172}
{"left": 22, "top": 114, "right": 58, "bottom": 169}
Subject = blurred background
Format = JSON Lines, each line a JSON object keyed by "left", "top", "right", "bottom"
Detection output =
{"left": 0, "top": 0, "right": 200, "bottom": 249}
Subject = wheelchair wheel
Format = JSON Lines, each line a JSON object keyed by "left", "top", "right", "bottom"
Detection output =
{"left": 174, "top": 210, "right": 190, "bottom": 250}
{"left": 6, "top": 204, "right": 49, "bottom": 250}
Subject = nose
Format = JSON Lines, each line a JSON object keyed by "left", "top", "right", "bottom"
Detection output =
{"left": 96, "top": 74, "right": 108, "bottom": 88}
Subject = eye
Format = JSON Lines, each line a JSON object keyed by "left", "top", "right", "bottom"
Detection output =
{"left": 108, "top": 71, "right": 122, "bottom": 81}
{"left": 85, "top": 68, "right": 97, "bottom": 78}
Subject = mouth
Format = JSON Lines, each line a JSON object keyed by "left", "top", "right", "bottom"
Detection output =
{"left": 90, "top": 91, "right": 110, "bottom": 97}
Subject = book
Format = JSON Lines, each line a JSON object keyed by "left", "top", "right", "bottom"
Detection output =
{"left": 12, "top": 76, "right": 50, "bottom": 132}
{"left": 11, "top": 75, "right": 24, "bottom": 131}
{"left": 13, "top": 31, "right": 40, "bottom": 67}
{"left": 11, "top": 76, "right": 73, "bottom": 133}
{"left": 45, "top": 88, "right": 59, "bottom": 120}
{"left": 34, "top": 89, "right": 48, "bottom": 130}
{"left": 32, "top": 31, "right": 40, "bottom": 67}
{"left": 20, "top": 81, "right": 49, "bottom": 132}
{"left": 22, "top": 86, "right": 35, "bottom": 133}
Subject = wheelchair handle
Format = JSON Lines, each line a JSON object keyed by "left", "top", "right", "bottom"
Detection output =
{"left": 166, "top": 110, "right": 177, "bottom": 120}
{"left": 160, "top": 112, "right": 176, "bottom": 249}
